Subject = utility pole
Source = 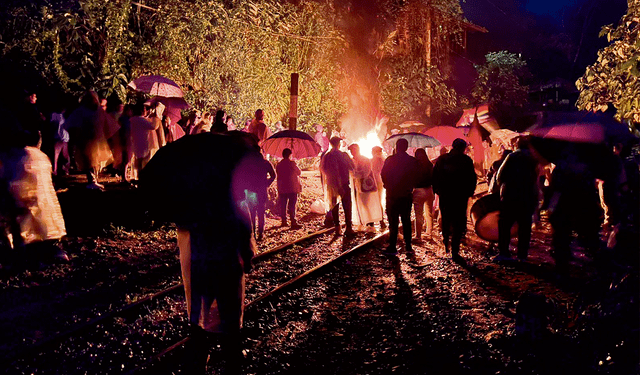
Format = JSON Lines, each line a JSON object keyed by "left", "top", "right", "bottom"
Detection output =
{"left": 288, "top": 73, "right": 299, "bottom": 131}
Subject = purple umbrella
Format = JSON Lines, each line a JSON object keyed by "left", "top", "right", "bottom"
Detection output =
{"left": 261, "top": 130, "right": 321, "bottom": 160}
{"left": 146, "top": 96, "right": 190, "bottom": 124}
{"left": 128, "top": 75, "right": 184, "bottom": 98}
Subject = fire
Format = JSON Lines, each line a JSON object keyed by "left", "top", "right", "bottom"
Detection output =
{"left": 354, "top": 129, "right": 383, "bottom": 158}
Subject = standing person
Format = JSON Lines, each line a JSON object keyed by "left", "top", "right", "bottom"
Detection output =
{"left": 247, "top": 146, "right": 276, "bottom": 241}
{"left": 432, "top": 138, "right": 477, "bottom": 260}
{"left": 413, "top": 148, "right": 435, "bottom": 242}
{"left": 117, "top": 104, "right": 133, "bottom": 180}
{"left": 320, "top": 136, "right": 355, "bottom": 236}
{"left": 371, "top": 146, "right": 387, "bottom": 229}
{"left": 547, "top": 152, "right": 602, "bottom": 273}
{"left": 314, "top": 123, "right": 330, "bottom": 153}
{"left": 276, "top": 148, "right": 302, "bottom": 229}
{"left": 19, "top": 91, "right": 46, "bottom": 147}
{"left": 381, "top": 138, "right": 420, "bottom": 255}
{"left": 226, "top": 116, "right": 236, "bottom": 131}
{"left": 211, "top": 110, "right": 227, "bottom": 133}
{"left": 148, "top": 103, "right": 166, "bottom": 148}
{"left": 248, "top": 109, "right": 271, "bottom": 144}
{"left": 128, "top": 103, "right": 160, "bottom": 181}
{"left": 274, "top": 121, "right": 285, "bottom": 133}
{"left": 494, "top": 137, "right": 539, "bottom": 262}
{"left": 64, "top": 91, "right": 114, "bottom": 190}
{"left": 348, "top": 143, "right": 383, "bottom": 229}
{"left": 50, "top": 105, "right": 70, "bottom": 176}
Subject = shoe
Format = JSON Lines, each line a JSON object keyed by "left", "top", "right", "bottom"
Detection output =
{"left": 383, "top": 247, "right": 398, "bottom": 256}
{"left": 412, "top": 236, "right": 423, "bottom": 244}
{"left": 290, "top": 222, "right": 302, "bottom": 230}
{"left": 380, "top": 221, "right": 387, "bottom": 229}
{"left": 452, "top": 253, "right": 464, "bottom": 263}
{"left": 492, "top": 254, "right": 513, "bottom": 263}
{"left": 334, "top": 226, "right": 342, "bottom": 235}
{"left": 344, "top": 228, "right": 356, "bottom": 237}
{"left": 281, "top": 220, "right": 288, "bottom": 227}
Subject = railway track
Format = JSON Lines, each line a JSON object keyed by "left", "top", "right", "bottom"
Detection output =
{"left": 2, "top": 225, "right": 390, "bottom": 375}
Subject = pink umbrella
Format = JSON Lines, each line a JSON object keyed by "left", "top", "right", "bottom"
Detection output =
{"left": 128, "top": 75, "right": 184, "bottom": 98}
{"left": 423, "top": 126, "right": 466, "bottom": 146}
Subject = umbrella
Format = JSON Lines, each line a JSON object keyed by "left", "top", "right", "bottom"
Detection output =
{"left": 139, "top": 132, "right": 262, "bottom": 224}
{"left": 384, "top": 132, "right": 440, "bottom": 148}
{"left": 128, "top": 75, "right": 184, "bottom": 98}
{"left": 146, "top": 96, "right": 190, "bottom": 124}
{"left": 528, "top": 111, "right": 637, "bottom": 145}
{"left": 490, "top": 129, "right": 520, "bottom": 149}
{"left": 261, "top": 130, "right": 321, "bottom": 159}
{"left": 423, "top": 126, "right": 466, "bottom": 146}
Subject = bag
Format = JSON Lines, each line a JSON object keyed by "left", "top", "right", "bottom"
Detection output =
{"left": 360, "top": 173, "right": 377, "bottom": 192}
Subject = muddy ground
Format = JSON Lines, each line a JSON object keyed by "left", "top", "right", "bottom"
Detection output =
{"left": 0, "top": 170, "right": 638, "bottom": 374}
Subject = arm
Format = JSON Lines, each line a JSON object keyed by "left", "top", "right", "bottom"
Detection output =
{"left": 266, "top": 160, "right": 276, "bottom": 186}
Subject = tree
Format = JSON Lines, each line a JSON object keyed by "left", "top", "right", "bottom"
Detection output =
{"left": 0, "top": 0, "right": 135, "bottom": 101}
{"left": 376, "top": 0, "right": 464, "bottom": 126}
{"left": 575, "top": 0, "right": 640, "bottom": 125}
{"left": 140, "top": 0, "right": 347, "bottom": 132}
{"left": 471, "top": 51, "right": 529, "bottom": 124}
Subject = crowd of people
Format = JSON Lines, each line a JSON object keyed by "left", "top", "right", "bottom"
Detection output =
{"left": 1, "top": 88, "right": 638, "bottom": 375}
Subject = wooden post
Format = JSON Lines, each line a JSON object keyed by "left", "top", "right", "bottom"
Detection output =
{"left": 288, "top": 73, "right": 299, "bottom": 131}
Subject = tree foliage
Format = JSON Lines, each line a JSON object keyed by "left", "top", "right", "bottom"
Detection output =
{"left": 376, "top": 0, "right": 464, "bottom": 125}
{"left": 575, "top": 0, "right": 640, "bottom": 124}
{"left": 471, "top": 51, "right": 529, "bottom": 109}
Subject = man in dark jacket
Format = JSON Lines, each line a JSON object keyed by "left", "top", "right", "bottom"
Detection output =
{"left": 494, "top": 137, "right": 539, "bottom": 261}
{"left": 381, "top": 138, "right": 420, "bottom": 254}
{"left": 433, "top": 138, "right": 477, "bottom": 260}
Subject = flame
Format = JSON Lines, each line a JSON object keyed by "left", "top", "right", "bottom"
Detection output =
{"left": 354, "top": 129, "right": 383, "bottom": 158}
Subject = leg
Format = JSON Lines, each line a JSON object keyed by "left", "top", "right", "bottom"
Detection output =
{"left": 413, "top": 189, "right": 426, "bottom": 240}
{"left": 279, "top": 194, "right": 288, "bottom": 225}
{"left": 53, "top": 141, "right": 62, "bottom": 175}
{"left": 399, "top": 197, "right": 413, "bottom": 252}
{"left": 342, "top": 186, "right": 353, "bottom": 232}
{"left": 439, "top": 198, "right": 451, "bottom": 252}
{"left": 257, "top": 197, "right": 266, "bottom": 239}
{"left": 386, "top": 198, "right": 399, "bottom": 251}
{"left": 450, "top": 199, "right": 468, "bottom": 256}
{"left": 516, "top": 208, "right": 534, "bottom": 260}
{"left": 425, "top": 187, "right": 435, "bottom": 236}
{"left": 498, "top": 204, "right": 516, "bottom": 258}
{"left": 288, "top": 194, "right": 299, "bottom": 226}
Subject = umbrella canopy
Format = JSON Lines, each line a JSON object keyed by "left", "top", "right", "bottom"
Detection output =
{"left": 489, "top": 129, "right": 520, "bottom": 149}
{"left": 384, "top": 132, "right": 440, "bottom": 149}
{"left": 423, "top": 126, "right": 466, "bottom": 146}
{"left": 261, "top": 130, "right": 321, "bottom": 159}
{"left": 128, "top": 75, "right": 184, "bottom": 98}
{"left": 528, "top": 111, "right": 637, "bottom": 145}
{"left": 139, "top": 132, "right": 262, "bottom": 224}
{"left": 146, "top": 96, "right": 190, "bottom": 124}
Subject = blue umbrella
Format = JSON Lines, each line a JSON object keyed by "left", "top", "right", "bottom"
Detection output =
{"left": 261, "top": 130, "right": 321, "bottom": 159}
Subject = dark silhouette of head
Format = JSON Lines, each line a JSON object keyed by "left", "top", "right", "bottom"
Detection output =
{"left": 282, "top": 148, "right": 292, "bottom": 159}
{"left": 396, "top": 138, "right": 409, "bottom": 153}
{"left": 329, "top": 136, "right": 341, "bottom": 148}
{"left": 255, "top": 109, "right": 264, "bottom": 121}
{"left": 414, "top": 148, "right": 429, "bottom": 165}
{"left": 348, "top": 143, "right": 360, "bottom": 156}
{"left": 452, "top": 138, "right": 467, "bottom": 152}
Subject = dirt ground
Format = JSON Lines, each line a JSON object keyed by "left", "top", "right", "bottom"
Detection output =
{"left": 0, "top": 169, "right": 638, "bottom": 374}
